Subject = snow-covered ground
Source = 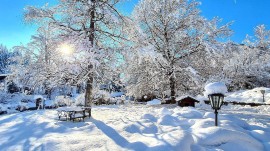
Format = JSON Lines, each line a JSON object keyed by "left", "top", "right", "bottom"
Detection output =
{"left": 225, "top": 87, "right": 270, "bottom": 103}
{"left": 197, "top": 87, "right": 270, "bottom": 104}
{"left": 0, "top": 104, "right": 269, "bottom": 151}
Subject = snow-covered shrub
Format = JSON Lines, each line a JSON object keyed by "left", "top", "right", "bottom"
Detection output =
{"left": 92, "top": 87, "right": 108, "bottom": 99}
{"left": 92, "top": 89, "right": 111, "bottom": 104}
{"left": 0, "top": 104, "right": 7, "bottom": 114}
{"left": 54, "top": 95, "right": 73, "bottom": 107}
{"left": 74, "top": 93, "right": 85, "bottom": 106}
{"left": 0, "top": 92, "right": 26, "bottom": 104}
{"left": 0, "top": 92, "right": 34, "bottom": 112}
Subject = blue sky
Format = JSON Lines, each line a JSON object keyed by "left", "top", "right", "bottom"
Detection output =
{"left": 1, "top": 0, "right": 270, "bottom": 49}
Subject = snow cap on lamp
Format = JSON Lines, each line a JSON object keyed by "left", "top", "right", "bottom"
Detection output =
{"left": 204, "top": 82, "right": 228, "bottom": 97}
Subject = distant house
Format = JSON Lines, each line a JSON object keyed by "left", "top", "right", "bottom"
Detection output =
{"left": 176, "top": 96, "right": 199, "bottom": 107}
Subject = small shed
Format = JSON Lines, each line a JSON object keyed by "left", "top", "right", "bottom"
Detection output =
{"left": 32, "top": 95, "right": 45, "bottom": 109}
{"left": 0, "top": 74, "right": 11, "bottom": 92}
{"left": 176, "top": 96, "right": 199, "bottom": 107}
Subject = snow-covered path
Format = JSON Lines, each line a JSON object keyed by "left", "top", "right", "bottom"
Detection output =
{"left": 0, "top": 105, "right": 269, "bottom": 151}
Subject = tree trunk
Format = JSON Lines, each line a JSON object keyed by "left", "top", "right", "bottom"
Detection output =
{"left": 169, "top": 75, "right": 176, "bottom": 104}
{"left": 85, "top": 65, "right": 93, "bottom": 107}
{"left": 84, "top": 0, "right": 95, "bottom": 107}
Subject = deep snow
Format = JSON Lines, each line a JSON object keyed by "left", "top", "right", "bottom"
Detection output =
{"left": 225, "top": 87, "right": 270, "bottom": 103}
{"left": 197, "top": 87, "right": 270, "bottom": 104}
{"left": 0, "top": 104, "right": 269, "bottom": 151}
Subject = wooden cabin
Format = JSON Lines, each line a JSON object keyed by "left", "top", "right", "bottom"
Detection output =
{"left": 176, "top": 96, "right": 199, "bottom": 107}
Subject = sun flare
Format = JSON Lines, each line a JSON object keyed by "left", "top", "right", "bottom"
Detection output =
{"left": 59, "top": 43, "right": 74, "bottom": 55}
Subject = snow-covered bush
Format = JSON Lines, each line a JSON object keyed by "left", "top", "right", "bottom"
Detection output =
{"left": 92, "top": 89, "right": 110, "bottom": 101}
{"left": 54, "top": 95, "right": 74, "bottom": 107}
{"left": 74, "top": 93, "right": 85, "bottom": 106}
{"left": 0, "top": 104, "right": 7, "bottom": 114}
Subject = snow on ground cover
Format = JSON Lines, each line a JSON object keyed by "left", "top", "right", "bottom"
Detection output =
{"left": 225, "top": 87, "right": 270, "bottom": 103}
{"left": 110, "top": 92, "right": 124, "bottom": 97}
{"left": 0, "top": 104, "right": 269, "bottom": 151}
{"left": 146, "top": 99, "right": 161, "bottom": 105}
{"left": 197, "top": 87, "right": 270, "bottom": 104}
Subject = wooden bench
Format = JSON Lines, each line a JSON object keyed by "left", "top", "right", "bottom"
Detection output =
{"left": 83, "top": 107, "right": 91, "bottom": 118}
{"left": 70, "top": 110, "right": 85, "bottom": 122}
{"left": 56, "top": 106, "right": 92, "bottom": 122}
{"left": 57, "top": 110, "right": 70, "bottom": 121}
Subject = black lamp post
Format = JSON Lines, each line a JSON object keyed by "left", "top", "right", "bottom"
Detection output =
{"left": 208, "top": 93, "right": 225, "bottom": 126}
{"left": 260, "top": 90, "right": 265, "bottom": 103}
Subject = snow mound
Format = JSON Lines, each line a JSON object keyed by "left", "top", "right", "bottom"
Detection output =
{"left": 141, "top": 114, "right": 157, "bottom": 122}
{"left": 158, "top": 115, "right": 181, "bottom": 126}
{"left": 250, "top": 130, "right": 270, "bottom": 142}
{"left": 221, "top": 114, "right": 250, "bottom": 130}
{"left": 203, "top": 112, "right": 215, "bottom": 118}
{"left": 141, "top": 123, "right": 158, "bottom": 134}
{"left": 173, "top": 107, "right": 203, "bottom": 119}
{"left": 162, "top": 130, "right": 194, "bottom": 151}
{"left": 191, "top": 118, "right": 215, "bottom": 129}
{"left": 204, "top": 82, "right": 227, "bottom": 96}
{"left": 193, "top": 127, "right": 263, "bottom": 151}
{"left": 158, "top": 107, "right": 172, "bottom": 115}
{"left": 124, "top": 123, "right": 141, "bottom": 134}
{"left": 146, "top": 99, "right": 161, "bottom": 105}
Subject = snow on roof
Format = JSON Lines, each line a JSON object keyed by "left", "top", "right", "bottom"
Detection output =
{"left": 0, "top": 74, "right": 12, "bottom": 80}
{"left": 176, "top": 95, "right": 198, "bottom": 102}
{"left": 0, "top": 74, "right": 12, "bottom": 77}
{"left": 204, "top": 82, "right": 227, "bottom": 96}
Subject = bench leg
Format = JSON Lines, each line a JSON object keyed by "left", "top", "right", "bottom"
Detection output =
{"left": 89, "top": 109, "right": 91, "bottom": 118}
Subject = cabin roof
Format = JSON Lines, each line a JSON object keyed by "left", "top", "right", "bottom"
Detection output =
{"left": 176, "top": 96, "right": 199, "bottom": 102}
{"left": 0, "top": 74, "right": 11, "bottom": 81}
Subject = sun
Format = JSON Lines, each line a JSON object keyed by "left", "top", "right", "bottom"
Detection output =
{"left": 59, "top": 43, "right": 74, "bottom": 55}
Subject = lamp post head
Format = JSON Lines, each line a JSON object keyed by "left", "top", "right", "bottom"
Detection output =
{"left": 260, "top": 90, "right": 265, "bottom": 95}
{"left": 208, "top": 93, "right": 225, "bottom": 110}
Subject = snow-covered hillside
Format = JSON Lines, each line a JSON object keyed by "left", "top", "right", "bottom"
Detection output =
{"left": 0, "top": 104, "right": 269, "bottom": 151}
{"left": 197, "top": 87, "right": 270, "bottom": 104}
{"left": 225, "top": 87, "right": 270, "bottom": 103}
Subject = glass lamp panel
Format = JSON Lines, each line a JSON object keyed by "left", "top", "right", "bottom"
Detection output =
{"left": 219, "top": 96, "right": 224, "bottom": 108}
{"left": 209, "top": 96, "right": 213, "bottom": 108}
{"left": 215, "top": 97, "right": 218, "bottom": 109}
